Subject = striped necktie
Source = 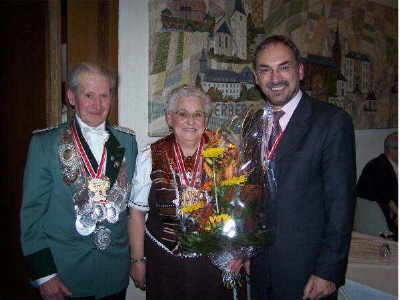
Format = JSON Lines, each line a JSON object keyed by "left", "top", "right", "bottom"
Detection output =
{"left": 268, "top": 110, "right": 285, "bottom": 151}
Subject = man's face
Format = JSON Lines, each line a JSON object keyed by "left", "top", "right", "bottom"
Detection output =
{"left": 67, "top": 72, "right": 112, "bottom": 127}
{"left": 254, "top": 43, "right": 304, "bottom": 108}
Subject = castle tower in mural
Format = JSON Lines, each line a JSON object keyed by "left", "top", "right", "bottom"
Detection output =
{"left": 303, "top": 25, "right": 375, "bottom": 116}
{"left": 208, "top": 0, "right": 248, "bottom": 60}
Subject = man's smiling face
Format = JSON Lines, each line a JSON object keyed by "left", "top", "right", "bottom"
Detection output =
{"left": 254, "top": 42, "right": 304, "bottom": 108}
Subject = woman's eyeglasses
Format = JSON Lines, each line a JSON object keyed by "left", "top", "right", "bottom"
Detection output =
{"left": 173, "top": 110, "right": 206, "bottom": 121}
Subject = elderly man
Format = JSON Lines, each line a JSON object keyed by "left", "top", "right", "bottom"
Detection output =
{"left": 20, "top": 62, "right": 137, "bottom": 299}
{"left": 246, "top": 35, "right": 356, "bottom": 300}
{"left": 357, "top": 132, "right": 398, "bottom": 239}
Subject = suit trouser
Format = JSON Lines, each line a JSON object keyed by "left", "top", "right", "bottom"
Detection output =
{"left": 66, "top": 289, "right": 127, "bottom": 300}
{"left": 30, "top": 288, "right": 126, "bottom": 300}
{"left": 251, "top": 286, "right": 338, "bottom": 300}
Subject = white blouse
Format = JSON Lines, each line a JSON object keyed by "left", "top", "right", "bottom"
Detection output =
{"left": 128, "top": 146, "right": 152, "bottom": 211}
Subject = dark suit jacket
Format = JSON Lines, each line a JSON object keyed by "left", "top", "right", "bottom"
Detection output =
{"left": 250, "top": 93, "right": 356, "bottom": 300}
{"left": 356, "top": 153, "right": 397, "bottom": 233}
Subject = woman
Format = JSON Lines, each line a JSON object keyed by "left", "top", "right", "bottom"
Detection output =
{"left": 128, "top": 86, "right": 245, "bottom": 299}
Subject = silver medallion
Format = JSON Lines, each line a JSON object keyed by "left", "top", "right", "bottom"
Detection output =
{"left": 74, "top": 187, "right": 92, "bottom": 215}
{"left": 75, "top": 214, "right": 96, "bottom": 236}
{"left": 105, "top": 202, "right": 119, "bottom": 224}
{"left": 93, "top": 226, "right": 112, "bottom": 250}
{"left": 59, "top": 144, "right": 78, "bottom": 167}
{"left": 59, "top": 143, "right": 80, "bottom": 185}
{"left": 92, "top": 203, "right": 107, "bottom": 222}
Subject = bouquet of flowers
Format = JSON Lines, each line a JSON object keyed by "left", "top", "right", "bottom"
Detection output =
{"left": 177, "top": 111, "right": 273, "bottom": 289}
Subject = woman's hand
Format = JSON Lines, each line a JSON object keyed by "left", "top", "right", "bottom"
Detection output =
{"left": 130, "top": 260, "right": 146, "bottom": 290}
{"left": 128, "top": 208, "right": 147, "bottom": 290}
{"left": 227, "top": 259, "right": 250, "bottom": 275}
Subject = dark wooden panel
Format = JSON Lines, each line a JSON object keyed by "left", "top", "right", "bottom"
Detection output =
{"left": 67, "top": 0, "right": 119, "bottom": 125}
{"left": 0, "top": 1, "right": 49, "bottom": 299}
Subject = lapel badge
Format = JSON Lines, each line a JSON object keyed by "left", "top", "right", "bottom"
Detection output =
{"left": 110, "top": 155, "right": 115, "bottom": 161}
{"left": 113, "top": 161, "right": 120, "bottom": 169}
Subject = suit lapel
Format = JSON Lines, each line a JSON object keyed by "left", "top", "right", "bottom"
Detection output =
{"left": 275, "top": 94, "right": 313, "bottom": 162}
{"left": 105, "top": 127, "right": 125, "bottom": 187}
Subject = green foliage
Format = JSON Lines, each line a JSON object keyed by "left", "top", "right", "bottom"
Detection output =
{"left": 179, "top": 230, "right": 223, "bottom": 254}
{"left": 247, "top": 14, "right": 256, "bottom": 53}
{"left": 224, "top": 95, "right": 235, "bottom": 102}
{"left": 152, "top": 32, "right": 171, "bottom": 74}
{"left": 211, "top": 53, "right": 251, "bottom": 64}
{"left": 179, "top": 228, "right": 269, "bottom": 255}
{"left": 239, "top": 85, "right": 248, "bottom": 101}
{"left": 176, "top": 32, "right": 184, "bottom": 65}
{"left": 195, "top": 74, "right": 202, "bottom": 89}
{"left": 207, "top": 87, "right": 224, "bottom": 102}
{"left": 327, "top": 71, "right": 338, "bottom": 96}
{"left": 247, "top": 87, "right": 263, "bottom": 101}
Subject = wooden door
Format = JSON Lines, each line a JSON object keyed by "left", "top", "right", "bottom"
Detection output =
{"left": 67, "top": 0, "right": 119, "bottom": 125}
{"left": 0, "top": 1, "right": 49, "bottom": 299}
{"left": 0, "top": 1, "right": 119, "bottom": 298}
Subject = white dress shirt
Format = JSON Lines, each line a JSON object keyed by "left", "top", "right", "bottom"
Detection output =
{"left": 278, "top": 89, "right": 302, "bottom": 131}
{"left": 76, "top": 115, "right": 108, "bottom": 164}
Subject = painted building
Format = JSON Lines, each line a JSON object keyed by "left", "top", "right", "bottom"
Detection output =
{"left": 199, "top": 49, "right": 254, "bottom": 98}
{"left": 209, "top": 0, "right": 247, "bottom": 60}
{"left": 167, "top": 0, "right": 206, "bottom": 22}
{"left": 344, "top": 52, "right": 371, "bottom": 94}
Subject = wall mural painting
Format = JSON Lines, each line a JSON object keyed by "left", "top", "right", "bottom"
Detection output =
{"left": 148, "top": 0, "right": 398, "bottom": 136}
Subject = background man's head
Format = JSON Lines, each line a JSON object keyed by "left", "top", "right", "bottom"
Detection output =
{"left": 384, "top": 132, "right": 398, "bottom": 164}
{"left": 253, "top": 35, "right": 304, "bottom": 108}
{"left": 67, "top": 62, "right": 116, "bottom": 127}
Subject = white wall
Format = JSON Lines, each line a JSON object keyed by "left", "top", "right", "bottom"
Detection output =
{"left": 119, "top": 1, "right": 149, "bottom": 299}
{"left": 118, "top": 1, "right": 397, "bottom": 299}
{"left": 355, "top": 128, "right": 396, "bottom": 177}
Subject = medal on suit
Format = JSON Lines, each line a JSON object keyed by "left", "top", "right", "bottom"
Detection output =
{"left": 88, "top": 176, "right": 110, "bottom": 204}
{"left": 70, "top": 121, "right": 117, "bottom": 249}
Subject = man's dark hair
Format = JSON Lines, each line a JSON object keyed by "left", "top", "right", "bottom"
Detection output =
{"left": 253, "top": 35, "right": 301, "bottom": 68}
{"left": 384, "top": 132, "right": 398, "bottom": 153}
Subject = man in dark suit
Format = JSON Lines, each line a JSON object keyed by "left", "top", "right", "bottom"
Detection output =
{"left": 249, "top": 35, "right": 356, "bottom": 300}
{"left": 356, "top": 132, "right": 398, "bottom": 238}
{"left": 20, "top": 62, "right": 138, "bottom": 299}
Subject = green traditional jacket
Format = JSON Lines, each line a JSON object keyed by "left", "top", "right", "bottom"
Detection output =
{"left": 20, "top": 120, "right": 137, "bottom": 298}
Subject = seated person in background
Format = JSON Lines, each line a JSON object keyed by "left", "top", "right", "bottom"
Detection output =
{"left": 356, "top": 132, "right": 398, "bottom": 240}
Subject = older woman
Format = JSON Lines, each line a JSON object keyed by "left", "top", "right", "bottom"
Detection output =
{"left": 128, "top": 86, "right": 244, "bottom": 300}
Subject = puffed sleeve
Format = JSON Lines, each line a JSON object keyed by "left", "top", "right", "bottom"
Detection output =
{"left": 128, "top": 146, "right": 152, "bottom": 211}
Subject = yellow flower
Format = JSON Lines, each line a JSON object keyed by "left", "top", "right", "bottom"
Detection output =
{"left": 202, "top": 147, "right": 225, "bottom": 158}
{"left": 179, "top": 201, "right": 206, "bottom": 215}
{"left": 221, "top": 175, "right": 247, "bottom": 186}
{"left": 205, "top": 214, "right": 232, "bottom": 230}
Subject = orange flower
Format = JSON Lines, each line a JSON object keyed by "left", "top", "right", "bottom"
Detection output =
{"left": 202, "top": 180, "right": 213, "bottom": 192}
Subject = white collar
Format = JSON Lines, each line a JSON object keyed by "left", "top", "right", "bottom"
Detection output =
{"left": 275, "top": 90, "right": 302, "bottom": 131}
{"left": 75, "top": 114, "right": 106, "bottom": 132}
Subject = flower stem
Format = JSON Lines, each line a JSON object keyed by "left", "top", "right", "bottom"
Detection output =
{"left": 212, "top": 158, "right": 219, "bottom": 214}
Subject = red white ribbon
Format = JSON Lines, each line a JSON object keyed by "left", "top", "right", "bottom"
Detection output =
{"left": 173, "top": 136, "right": 204, "bottom": 187}
{"left": 71, "top": 121, "right": 107, "bottom": 178}
{"left": 266, "top": 131, "right": 284, "bottom": 161}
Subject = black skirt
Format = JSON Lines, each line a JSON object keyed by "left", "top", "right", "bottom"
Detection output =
{"left": 145, "top": 235, "right": 247, "bottom": 300}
